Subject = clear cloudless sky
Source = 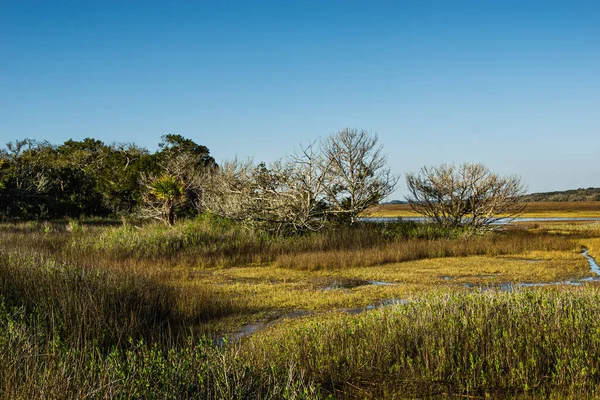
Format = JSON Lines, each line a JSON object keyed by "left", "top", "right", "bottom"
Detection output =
{"left": 1, "top": 0, "right": 599, "bottom": 198}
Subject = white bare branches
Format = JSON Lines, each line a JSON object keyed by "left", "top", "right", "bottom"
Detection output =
{"left": 405, "top": 163, "right": 526, "bottom": 229}
{"left": 321, "top": 128, "right": 398, "bottom": 223}
{"left": 200, "top": 129, "right": 398, "bottom": 232}
{"left": 201, "top": 156, "right": 328, "bottom": 233}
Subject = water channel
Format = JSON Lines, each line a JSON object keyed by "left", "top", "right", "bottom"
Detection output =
{"left": 218, "top": 248, "right": 600, "bottom": 345}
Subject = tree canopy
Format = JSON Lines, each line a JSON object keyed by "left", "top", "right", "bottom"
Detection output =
{"left": 0, "top": 135, "right": 213, "bottom": 220}
{"left": 2, "top": 132, "right": 528, "bottom": 233}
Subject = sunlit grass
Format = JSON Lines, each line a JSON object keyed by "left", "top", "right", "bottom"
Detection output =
{"left": 370, "top": 201, "right": 600, "bottom": 219}
{"left": 243, "top": 288, "right": 600, "bottom": 398}
{"left": 274, "top": 231, "right": 576, "bottom": 270}
{"left": 0, "top": 218, "right": 590, "bottom": 329}
{"left": 176, "top": 270, "right": 432, "bottom": 313}
{"left": 365, "top": 204, "right": 420, "bottom": 217}
{"left": 2, "top": 218, "right": 600, "bottom": 397}
{"left": 163, "top": 245, "right": 591, "bottom": 333}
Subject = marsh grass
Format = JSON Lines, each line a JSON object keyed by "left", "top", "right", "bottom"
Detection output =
{"left": 0, "top": 232, "right": 247, "bottom": 351}
{"left": 83, "top": 216, "right": 412, "bottom": 267}
{"left": 2, "top": 252, "right": 182, "bottom": 350}
{"left": 7, "top": 285, "right": 600, "bottom": 398}
{"left": 69, "top": 217, "right": 580, "bottom": 272}
{"left": 0, "top": 303, "right": 322, "bottom": 399}
{"left": 1, "top": 218, "right": 600, "bottom": 398}
{"left": 275, "top": 230, "right": 577, "bottom": 270}
{"left": 520, "top": 201, "right": 600, "bottom": 214}
{"left": 372, "top": 201, "right": 600, "bottom": 218}
{"left": 243, "top": 289, "right": 600, "bottom": 398}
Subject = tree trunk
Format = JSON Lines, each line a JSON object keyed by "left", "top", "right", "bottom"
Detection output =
{"left": 163, "top": 200, "right": 175, "bottom": 226}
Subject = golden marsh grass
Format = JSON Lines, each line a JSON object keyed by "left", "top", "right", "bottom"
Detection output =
{"left": 2, "top": 218, "right": 600, "bottom": 398}
{"left": 370, "top": 201, "right": 600, "bottom": 219}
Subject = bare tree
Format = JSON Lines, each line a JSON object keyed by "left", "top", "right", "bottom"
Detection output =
{"left": 200, "top": 128, "right": 397, "bottom": 232}
{"left": 200, "top": 158, "right": 260, "bottom": 225}
{"left": 201, "top": 156, "right": 328, "bottom": 233}
{"left": 405, "top": 163, "right": 526, "bottom": 229}
{"left": 281, "top": 141, "right": 332, "bottom": 231}
{"left": 321, "top": 128, "right": 398, "bottom": 224}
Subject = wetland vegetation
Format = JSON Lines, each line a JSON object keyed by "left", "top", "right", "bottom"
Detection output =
{"left": 2, "top": 215, "right": 600, "bottom": 398}
{"left": 3, "top": 135, "right": 600, "bottom": 398}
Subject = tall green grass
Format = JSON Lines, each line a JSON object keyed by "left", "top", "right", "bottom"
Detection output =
{"left": 244, "top": 289, "right": 600, "bottom": 398}
{"left": 74, "top": 217, "right": 579, "bottom": 270}
{"left": 1, "top": 219, "right": 599, "bottom": 398}
{"left": 80, "top": 214, "right": 273, "bottom": 266}
{"left": 0, "top": 246, "right": 243, "bottom": 351}
{"left": 0, "top": 227, "right": 306, "bottom": 397}
{"left": 5, "top": 288, "right": 600, "bottom": 398}
{"left": 0, "top": 303, "right": 322, "bottom": 399}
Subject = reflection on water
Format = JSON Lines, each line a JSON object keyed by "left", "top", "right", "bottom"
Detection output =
{"left": 324, "top": 279, "right": 398, "bottom": 291}
{"left": 324, "top": 279, "right": 370, "bottom": 291}
{"left": 582, "top": 248, "right": 600, "bottom": 276}
{"left": 216, "top": 310, "right": 312, "bottom": 346}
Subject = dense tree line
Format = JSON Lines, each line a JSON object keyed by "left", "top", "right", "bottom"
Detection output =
{"left": 0, "top": 130, "right": 397, "bottom": 232}
{"left": 1, "top": 129, "right": 527, "bottom": 231}
{"left": 0, "top": 135, "right": 215, "bottom": 220}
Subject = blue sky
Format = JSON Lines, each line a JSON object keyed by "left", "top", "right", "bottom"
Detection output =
{"left": 1, "top": 0, "right": 599, "bottom": 198}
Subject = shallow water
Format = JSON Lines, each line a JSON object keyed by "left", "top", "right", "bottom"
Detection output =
{"left": 465, "top": 248, "right": 600, "bottom": 291}
{"left": 219, "top": 249, "right": 600, "bottom": 343}
{"left": 582, "top": 248, "right": 600, "bottom": 276}
{"left": 324, "top": 279, "right": 369, "bottom": 291}
{"left": 324, "top": 279, "right": 397, "bottom": 291}
{"left": 360, "top": 217, "right": 600, "bottom": 224}
{"left": 216, "top": 310, "right": 312, "bottom": 345}
{"left": 369, "top": 280, "right": 397, "bottom": 286}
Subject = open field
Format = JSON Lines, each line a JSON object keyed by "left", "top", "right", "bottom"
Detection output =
{"left": 371, "top": 201, "right": 600, "bottom": 218}
{"left": 2, "top": 216, "right": 600, "bottom": 398}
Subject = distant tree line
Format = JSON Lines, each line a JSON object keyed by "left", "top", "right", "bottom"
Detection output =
{"left": 521, "top": 188, "right": 600, "bottom": 202}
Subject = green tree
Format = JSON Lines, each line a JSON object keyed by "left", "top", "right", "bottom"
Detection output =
{"left": 95, "top": 143, "right": 157, "bottom": 215}
{"left": 157, "top": 134, "right": 215, "bottom": 168}
{"left": 0, "top": 139, "right": 63, "bottom": 219}
{"left": 142, "top": 174, "right": 185, "bottom": 225}
{"left": 155, "top": 134, "right": 217, "bottom": 217}
{"left": 0, "top": 135, "right": 216, "bottom": 221}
